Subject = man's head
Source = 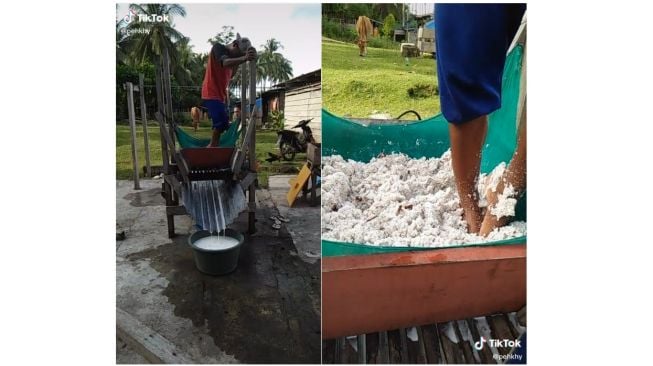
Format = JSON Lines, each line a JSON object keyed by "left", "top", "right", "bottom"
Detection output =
{"left": 228, "top": 33, "right": 252, "bottom": 56}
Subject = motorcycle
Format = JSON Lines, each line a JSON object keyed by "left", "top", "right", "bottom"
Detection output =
{"left": 276, "top": 118, "right": 315, "bottom": 161}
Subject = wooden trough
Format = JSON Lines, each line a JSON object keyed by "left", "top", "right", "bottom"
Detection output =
{"left": 322, "top": 243, "right": 526, "bottom": 339}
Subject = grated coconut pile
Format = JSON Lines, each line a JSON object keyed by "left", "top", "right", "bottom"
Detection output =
{"left": 321, "top": 150, "right": 526, "bottom": 247}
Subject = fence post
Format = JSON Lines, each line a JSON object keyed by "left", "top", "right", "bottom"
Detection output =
{"left": 248, "top": 59, "right": 257, "bottom": 234}
{"left": 125, "top": 82, "right": 140, "bottom": 190}
{"left": 139, "top": 73, "right": 152, "bottom": 177}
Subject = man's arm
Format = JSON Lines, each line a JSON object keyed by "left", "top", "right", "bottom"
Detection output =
{"left": 212, "top": 44, "right": 256, "bottom": 71}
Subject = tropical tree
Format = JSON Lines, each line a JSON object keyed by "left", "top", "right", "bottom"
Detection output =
{"left": 125, "top": 4, "right": 187, "bottom": 65}
{"left": 208, "top": 26, "right": 236, "bottom": 46}
{"left": 382, "top": 14, "right": 396, "bottom": 38}
{"left": 258, "top": 38, "right": 293, "bottom": 90}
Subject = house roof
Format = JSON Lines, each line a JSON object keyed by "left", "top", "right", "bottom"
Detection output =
{"left": 272, "top": 69, "right": 321, "bottom": 90}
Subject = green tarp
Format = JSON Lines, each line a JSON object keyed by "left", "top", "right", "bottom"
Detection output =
{"left": 175, "top": 120, "right": 240, "bottom": 149}
{"left": 322, "top": 45, "right": 526, "bottom": 257}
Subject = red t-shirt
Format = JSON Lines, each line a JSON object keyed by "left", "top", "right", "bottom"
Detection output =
{"left": 201, "top": 43, "right": 232, "bottom": 102}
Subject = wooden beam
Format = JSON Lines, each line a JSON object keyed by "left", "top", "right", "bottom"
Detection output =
{"left": 116, "top": 308, "right": 194, "bottom": 364}
{"left": 162, "top": 50, "right": 176, "bottom": 164}
{"left": 155, "top": 112, "right": 176, "bottom": 155}
{"left": 247, "top": 60, "right": 257, "bottom": 234}
{"left": 139, "top": 73, "right": 152, "bottom": 177}
{"left": 322, "top": 244, "right": 527, "bottom": 339}
{"left": 239, "top": 172, "right": 257, "bottom": 191}
{"left": 125, "top": 82, "right": 140, "bottom": 190}
{"left": 154, "top": 59, "right": 170, "bottom": 176}
{"left": 163, "top": 174, "right": 181, "bottom": 194}
{"left": 166, "top": 205, "right": 187, "bottom": 216}
{"left": 231, "top": 113, "right": 257, "bottom": 178}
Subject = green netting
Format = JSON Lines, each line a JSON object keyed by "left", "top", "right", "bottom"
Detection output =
{"left": 175, "top": 120, "right": 240, "bottom": 148}
{"left": 322, "top": 45, "right": 526, "bottom": 257}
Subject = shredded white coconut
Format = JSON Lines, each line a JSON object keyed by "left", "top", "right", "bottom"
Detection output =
{"left": 321, "top": 150, "right": 525, "bottom": 247}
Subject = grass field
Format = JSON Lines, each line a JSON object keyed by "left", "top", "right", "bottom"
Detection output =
{"left": 116, "top": 122, "right": 305, "bottom": 188}
{"left": 322, "top": 38, "right": 441, "bottom": 118}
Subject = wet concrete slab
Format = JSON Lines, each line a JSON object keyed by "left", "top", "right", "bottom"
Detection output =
{"left": 116, "top": 180, "right": 321, "bottom": 364}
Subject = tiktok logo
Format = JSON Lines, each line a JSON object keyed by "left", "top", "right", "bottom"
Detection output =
{"left": 474, "top": 336, "right": 521, "bottom": 350}
{"left": 474, "top": 336, "right": 487, "bottom": 350}
{"left": 123, "top": 9, "right": 137, "bottom": 24}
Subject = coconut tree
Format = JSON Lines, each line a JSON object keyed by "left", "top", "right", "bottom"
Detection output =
{"left": 125, "top": 4, "right": 187, "bottom": 65}
{"left": 258, "top": 38, "right": 293, "bottom": 90}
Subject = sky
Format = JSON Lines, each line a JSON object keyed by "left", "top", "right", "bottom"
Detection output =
{"left": 116, "top": 3, "right": 321, "bottom": 79}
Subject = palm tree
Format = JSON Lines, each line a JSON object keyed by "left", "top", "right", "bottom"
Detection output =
{"left": 116, "top": 19, "right": 132, "bottom": 65}
{"left": 258, "top": 38, "right": 293, "bottom": 91}
{"left": 125, "top": 4, "right": 187, "bottom": 65}
{"left": 173, "top": 37, "right": 195, "bottom": 85}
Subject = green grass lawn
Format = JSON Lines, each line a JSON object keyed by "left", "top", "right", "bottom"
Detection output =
{"left": 322, "top": 38, "right": 441, "bottom": 118}
{"left": 116, "top": 122, "right": 305, "bottom": 188}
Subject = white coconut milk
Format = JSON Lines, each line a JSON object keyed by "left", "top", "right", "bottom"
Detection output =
{"left": 194, "top": 235, "right": 240, "bottom": 250}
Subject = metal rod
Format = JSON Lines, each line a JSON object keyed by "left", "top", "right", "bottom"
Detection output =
{"left": 125, "top": 82, "right": 140, "bottom": 190}
{"left": 139, "top": 73, "right": 152, "bottom": 177}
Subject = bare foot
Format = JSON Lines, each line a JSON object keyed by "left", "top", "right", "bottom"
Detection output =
{"left": 479, "top": 179, "right": 510, "bottom": 236}
{"left": 461, "top": 200, "right": 483, "bottom": 234}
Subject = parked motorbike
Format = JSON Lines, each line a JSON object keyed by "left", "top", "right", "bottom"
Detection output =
{"left": 276, "top": 118, "right": 315, "bottom": 161}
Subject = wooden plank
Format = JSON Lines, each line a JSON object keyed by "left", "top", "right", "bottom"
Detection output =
{"left": 125, "top": 82, "right": 140, "bottom": 190}
{"left": 341, "top": 337, "right": 358, "bottom": 364}
{"left": 162, "top": 50, "right": 176, "bottom": 164}
{"left": 466, "top": 318, "right": 495, "bottom": 364}
{"left": 116, "top": 308, "right": 194, "bottom": 364}
{"left": 437, "top": 322, "right": 464, "bottom": 364}
{"left": 323, "top": 339, "right": 336, "bottom": 364}
{"left": 166, "top": 205, "right": 187, "bottom": 216}
{"left": 247, "top": 60, "right": 257, "bottom": 234}
{"left": 155, "top": 112, "right": 176, "bottom": 159}
{"left": 387, "top": 330, "right": 402, "bottom": 364}
{"left": 516, "top": 306, "right": 527, "bottom": 327}
{"left": 377, "top": 331, "right": 390, "bottom": 364}
{"left": 231, "top": 114, "right": 257, "bottom": 177}
{"left": 501, "top": 313, "right": 519, "bottom": 339}
{"left": 454, "top": 319, "right": 477, "bottom": 363}
{"left": 364, "top": 333, "right": 378, "bottom": 364}
{"left": 174, "top": 152, "right": 190, "bottom": 186}
{"left": 322, "top": 245, "right": 526, "bottom": 339}
{"left": 357, "top": 335, "right": 366, "bottom": 364}
{"left": 334, "top": 338, "right": 343, "bottom": 364}
{"left": 163, "top": 174, "right": 181, "bottom": 194}
{"left": 488, "top": 315, "right": 515, "bottom": 356}
{"left": 139, "top": 73, "right": 151, "bottom": 177}
{"left": 406, "top": 327, "right": 427, "bottom": 364}
{"left": 154, "top": 59, "right": 169, "bottom": 176}
{"left": 287, "top": 163, "right": 312, "bottom": 207}
{"left": 239, "top": 172, "right": 258, "bottom": 191}
{"left": 473, "top": 317, "right": 501, "bottom": 362}
{"left": 398, "top": 328, "right": 409, "bottom": 364}
{"left": 420, "top": 325, "right": 443, "bottom": 364}
{"left": 507, "top": 312, "right": 526, "bottom": 336}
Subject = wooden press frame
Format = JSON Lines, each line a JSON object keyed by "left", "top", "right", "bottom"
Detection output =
{"left": 153, "top": 49, "right": 258, "bottom": 238}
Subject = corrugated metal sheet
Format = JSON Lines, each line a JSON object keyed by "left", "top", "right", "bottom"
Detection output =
{"left": 181, "top": 180, "right": 247, "bottom": 233}
{"left": 284, "top": 82, "right": 322, "bottom": 142}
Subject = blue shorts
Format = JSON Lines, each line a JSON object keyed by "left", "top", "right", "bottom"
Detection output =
{"left": 203, "top": 99, "right": 229, "bottom": 131}
{"left": 435, "top": 4, "right": 525, "bottom": 124}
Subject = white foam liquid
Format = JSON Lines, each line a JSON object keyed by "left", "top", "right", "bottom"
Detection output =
{"left": 194, "top": 235, "right": 239, "bottom": 250}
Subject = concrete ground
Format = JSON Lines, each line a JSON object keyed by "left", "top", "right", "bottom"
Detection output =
{"left": 116, "top": 177, "right": 320, "bottom": 364}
